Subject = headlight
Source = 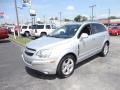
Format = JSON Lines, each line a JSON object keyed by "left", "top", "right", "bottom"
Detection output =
{"left": 36, "top": 49, "right": 52, "bottom": 58}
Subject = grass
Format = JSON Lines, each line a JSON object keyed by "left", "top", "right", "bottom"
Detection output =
{"left": 9, "top": 34, "right": 32, "bottom": 46}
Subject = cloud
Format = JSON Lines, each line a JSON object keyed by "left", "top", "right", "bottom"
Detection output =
{"left": 66, "top": 5, "right": 75, "bottom": 11}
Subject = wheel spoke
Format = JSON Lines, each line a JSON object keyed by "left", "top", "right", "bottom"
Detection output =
{"left": 62, "top": 58, "right": 74, "bottom": 75}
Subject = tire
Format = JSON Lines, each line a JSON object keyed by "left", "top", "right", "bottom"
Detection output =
{"left": 99, "top": 42, "right": 109, "bottom": 57}
{"left": 57, "top": 55, "right": 75, "bottom": 78}
{"left": 25, "top": 32, "right": 30, "bottom": 37}
{"left": 40, "top": 32, "right": 47, "bottom": 37}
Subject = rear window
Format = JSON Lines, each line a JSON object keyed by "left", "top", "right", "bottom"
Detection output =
{"left": 22, "top": 26, "right": 27, "bottom": 29}
{"left": 37, "top": 25, "right": 44, "bottom": 29}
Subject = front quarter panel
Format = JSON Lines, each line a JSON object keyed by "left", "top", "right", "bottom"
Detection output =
{"left": 50, "top": 39, "right": 79, "bottom": 65}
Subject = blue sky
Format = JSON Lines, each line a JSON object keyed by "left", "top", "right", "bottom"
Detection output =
{"left": 0, "top": 0, "right": 120, "bottom": 24}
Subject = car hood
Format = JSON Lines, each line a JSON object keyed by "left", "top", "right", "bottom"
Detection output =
{"left": 26, "top": 36, "right": 69, "bottom": 50}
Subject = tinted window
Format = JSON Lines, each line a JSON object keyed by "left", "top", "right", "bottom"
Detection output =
{"left": 37, "top": 25, "right": 44, "bottom": 29}
{"left": 46, "top": 25, "right": 51, "bottom": 29}
{"left": 22, "top": 26, "right": 27, "bottom": 29}
{"left": 91, "top": 24, "right": 106, "bottom": 34}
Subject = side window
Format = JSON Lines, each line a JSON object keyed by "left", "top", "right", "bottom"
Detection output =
{"left": 37, "top": 25, "right": 44, "bottom": 29}
{"left": 29, "top": 26, "right": 31, "bottom": 29}
{"left": 78, "top": 24, "right": 91, "bottom": 38}
{"left": 91, "top": 24, "right": 106, "bottom": 34}
{"left": 46, "top": 25, "right": 51, "bottom": 29}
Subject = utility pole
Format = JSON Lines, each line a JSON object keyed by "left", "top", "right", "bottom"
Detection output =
{"left": 43, "top": 15, "right": 46, "bottom": 23}
{"left": 89, "top": 5, "right": 96, "bottom": 21}
{"left": 14, "top": 0, "right": 20, "bottom": 37}
{"left": 59, "top": 12, "right": 61, "bottom": 26}
{"left": 108, "top": 8, "right": 111, "bottom": 28}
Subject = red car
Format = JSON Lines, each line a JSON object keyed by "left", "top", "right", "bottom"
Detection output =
{"left": 108, "top": 27, "right": 120, "bottom": 36}
{"left": 0, "top": 27, "right": 9, "bottom": 39}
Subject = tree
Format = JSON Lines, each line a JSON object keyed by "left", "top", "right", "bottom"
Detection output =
{"left": 64, "top": 18, "right": 70, "bottom": 22}
{"left": 74, "top": 15, "right": 88, "bottom": 22}
{"left": 55, "top": 17, "right": 58, "bottom": 20}
{"left": 108, "top": 16, "right": 118, "bottom": 19}
{"left": 49, "top": 17, "right": 54, "bottom": 20}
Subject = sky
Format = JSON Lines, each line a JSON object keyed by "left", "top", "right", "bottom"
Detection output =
{"left": 0, "top": 0, "right": 120, "bottom": 24}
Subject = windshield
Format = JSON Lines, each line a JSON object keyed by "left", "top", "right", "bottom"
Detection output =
{"left": 49, "top": 24, "right": 81, "bottom": 38}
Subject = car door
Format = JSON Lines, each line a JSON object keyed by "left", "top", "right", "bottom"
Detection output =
{"left": 78, "top": 24, "right": 97, "bottom": 61}
{"left": 91, "top": 23, "right": 106, "bottom": 50}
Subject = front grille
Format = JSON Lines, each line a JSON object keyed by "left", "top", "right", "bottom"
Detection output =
{"left": 25, "top": 47, "right": 36, "bottom": 56}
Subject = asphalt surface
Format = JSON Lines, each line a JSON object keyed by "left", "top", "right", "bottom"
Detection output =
{"left": 0, "top": 36, "right": 120, "bottom": 90}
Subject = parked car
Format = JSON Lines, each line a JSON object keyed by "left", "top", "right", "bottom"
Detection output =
{"left": 20, "top": 25, "right": 31, "bottom": 37}
{"left": 108, "top": 27, "right": 120, "bottom": 36}
{"left": 22, "top": 22, "right": 110, "bottom": 78}
{"left": 7, "top": 26, "right": 15, "bottom": 34}
{"left": 30, "top": 24, "right": 56, "bottom": 37}
{"left": 0, "top": 27, "right": 9, "bottom": 39}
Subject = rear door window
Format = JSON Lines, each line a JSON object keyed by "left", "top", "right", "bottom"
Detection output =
{"left": 37, "top": 25, "right": 44, "bottom": 29}
{"left": 91, "top": 23, "right": 106, "bottom": 34}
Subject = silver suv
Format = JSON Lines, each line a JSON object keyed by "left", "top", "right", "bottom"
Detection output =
{"left": 22, "top": 22, "right": 110, "bottom": 78}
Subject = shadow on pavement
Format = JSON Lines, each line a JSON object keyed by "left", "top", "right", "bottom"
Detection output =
{"left": 25, "top": 54, "right": 99, "bottom": 80}
{"left": 0, "top": 39, "right": 11, "bottom": 43}
{"left": 75, "top": 54, "right": 99, "bottom": 69}
{"left": 25, "top": 66, "right": 57, "bottom": 80}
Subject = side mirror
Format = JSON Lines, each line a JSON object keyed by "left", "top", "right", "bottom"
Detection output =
{"left": 80, "top": 33, "right": 88, "bottom": 39}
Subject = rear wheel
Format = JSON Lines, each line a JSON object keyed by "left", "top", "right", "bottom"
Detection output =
{"left": 99, "top": 42, "right": 109, "bottom": 57}
{"left": 57, "top": 55, "right": 75, "bottom": 78}
{"left": 40, "top": 32, "right": 47, "bottom": 37}
{"left": 25, "top": 32, "right": 30, "bottom": 37}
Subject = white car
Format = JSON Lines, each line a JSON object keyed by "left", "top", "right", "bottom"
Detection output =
{"left": 20, "top": 25, "right": 31, "bottom": 37}
{"left": 22, "top": 22, "right": 110, "bottom": 78}
{"left": 30, "top": 24, "right": 56, "bottom": 37}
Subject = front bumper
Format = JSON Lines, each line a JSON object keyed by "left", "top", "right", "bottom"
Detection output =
{"left": 22, "top": 54, "right": 58, "bottom": 74}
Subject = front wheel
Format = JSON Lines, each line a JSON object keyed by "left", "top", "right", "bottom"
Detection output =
{"left": 57, "top": 55, "right": 75, "bottom": 78}
{"left": 99, "top": 42, "right": 109, "bottom": 57}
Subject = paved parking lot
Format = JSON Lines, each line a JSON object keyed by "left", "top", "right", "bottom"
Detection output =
{"left": 0, "top": 36, "right": 120, "bottom": 90}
